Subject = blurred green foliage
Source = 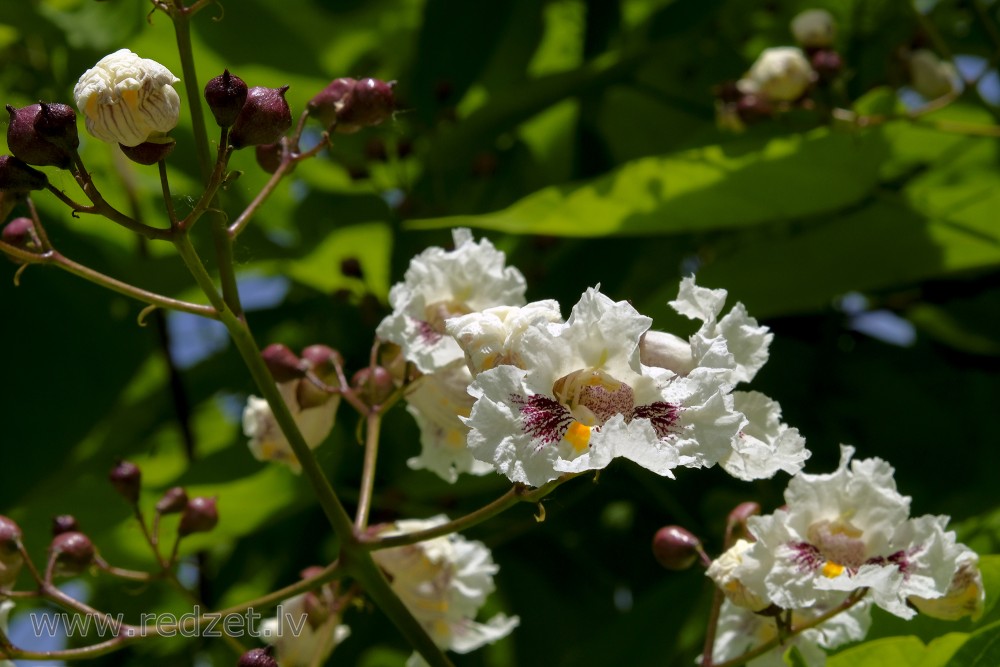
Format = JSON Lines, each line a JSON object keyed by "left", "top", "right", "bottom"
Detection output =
{"left": 2, "top": 0, "right": 1000, "bottom": 665}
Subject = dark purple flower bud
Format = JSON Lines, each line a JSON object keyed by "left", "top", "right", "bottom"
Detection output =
{"left": 230, "top": 86, "right": 292, "bottom": 149}
{"left": 334, "top": 78, "right": 395, "bottom": 134}
{"left": 155, "top": 487, "right": 189, "bottom": 514}
{"left": 652, "top": 525, "right": 703, "bottom": 571}
{"left": 109, "top": 460, "right": 142, "bottom": 505}
{"left": 0, "top": 515, "right": 24, "bottom": 590}
{"left": 351, "top": 366, "right": 395, "bottom": 406}
{"left": 0, "top": 155, "right": 48, "bottom": 192}
{"left": 262, "top": 343, "right": 305, "bottom": 383}
{"left": 735, "top": 93, "right": 772, "bottom": 124}
{"left": 50, "top": 531, "right": 95, "bottom": 576}
{"left": 238, "top": 647, "right": 278, "bottom": 667}
{"left": 307, "top": 77, "right": 356, "bottom": 129}
{"left": 254, "top": 143, "right": 282, "bottom": 174}
{"left": 727, "top": 501, "right": 761, "bottom": 544}
{"left": 178, "top": 496, "right": 218, "bottom": 536}
{"left": 0, "top": 515, "right": 22, "bottom": 551}
{"left": 33, "top": 103, "right": 79, "bottom": 150}
{"left": 2, "top": 217, "right": 39, "bottom": 251}
{"left": 301, "top": 344, "right": 343, "bottom": 378}
{"left": 308, "top": 77, "right": 396, "bottom": 134}
{"left": 119, "top": 137, "right": 176, "bottom": 165}
{"left": 810, "top": 49, "right": 843, "bottom": 83}
{"left": 6, "top": 103, "right": 77, "bottom": 168}
{"left": 205, "top": 69, "right": 249, "bottom": 128}
{"left": 52, "top": 515, "right": 80, "bottom": 535}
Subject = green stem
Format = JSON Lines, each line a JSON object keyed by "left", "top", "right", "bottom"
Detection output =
{"left": 343, "top": 550, "right": 455, "bottom": 667}
{"left": 0, "top": 243, "right": 217, "bottom": 318}
{"left": 158, "top": 159, "right": 178, "bottom": 227}
{"left": 170, "top": 8, "right": 211, "bottom": 183}
{"left": 170, "top": 7, "right": 246, "bottom": 318}
{"left": 1, "top": 637, "right": 128, "bottom": 661}
{"left": 700, "top": 587, "right": 725, "bottom": 667}
{"left": 66, "top": 152, "right": 173, "bottom": 241}
{"left": 173, "top": 233, "right": 227, "bottom": 313}
{"left": 362, "top": 475, "right": 577, "bottom": 551}
{"left": 228, "top": 113, "right": 326, "bottom": 238}
{"left": 355, "top": 411, "right": 382, "bottom": 530}
{"left": 217, "top": 310, "right": 452, "bottom": 666}
{"left": 219, "top": 309, "right": 355, "bottom": 534}
{"left": 710, "top": 591, "right": 868, "bottom": 667}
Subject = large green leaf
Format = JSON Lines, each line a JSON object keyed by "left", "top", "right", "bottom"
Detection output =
{"left": 828, "top": 636, "right": 934, "bottom": 667}
{"left": 407, "top": 127, "right": 888, "bottom": 236}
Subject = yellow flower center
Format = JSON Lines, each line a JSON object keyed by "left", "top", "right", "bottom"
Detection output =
{"left": 564, "top": 421, "right": 593, "bottom": 452}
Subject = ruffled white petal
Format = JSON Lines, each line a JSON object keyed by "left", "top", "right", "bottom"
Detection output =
{"left": 667, "top": 276, "right": 773, "bottom": 384}
{"left": 723, "top": 391, "right": 809, "bottom": 480}
{"left": 446, "top": 300, "right": 563, "bottom": 374}
{"left": 405, "top": 361, "right": 494, "bottom": 483}
{"left": 373, "top": 516, "right": 518, "bottom": 657}
{"left": 376, "top": 229, "right": 527, "bottom": 374}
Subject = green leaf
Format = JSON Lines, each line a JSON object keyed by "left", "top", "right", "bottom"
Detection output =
{"left": 784, "top": 644, "right": 810, "bottom": 667}
{"left": 942, "top": 621, "right": 1000, "bottom": 667}
{"left": 828, "top": 636, "right": 929, "bottom": 667}
{"left": 273, "top": 221, "right": 393, "bottom": 299}
{"left": 408, "top": 127, "right": 888, "bottom": 236}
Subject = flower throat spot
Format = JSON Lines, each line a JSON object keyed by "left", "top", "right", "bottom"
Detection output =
{"left": 822, "top": 561, "right": 845, "bottom": 578}
{"left": 565, "top": 422, "right": 592, "bottom": 452}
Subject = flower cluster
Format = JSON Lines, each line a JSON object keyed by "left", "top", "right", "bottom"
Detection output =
{"left": 706, "top": 446, "right": 984, "bottom": 665}
{"left": 375, "top": 229, "right": 807, "bottom": 487}
{"left": 716, "top": 9, "right": 841, "bottom": 130}
{"left": 370, "top": 516, "right": 519, "bottom": 665}
{"left": 242, "top": 346, "right": 342, "bottom": 474}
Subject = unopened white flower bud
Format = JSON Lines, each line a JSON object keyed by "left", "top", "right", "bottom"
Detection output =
{"left": 908, "top": 49, "right": 958, "bottom": 100}
{"left": 73, "top": 49, "right": 181, "bottom": 147}
{"left": 639, "top": 330, "right": 696, "bottom": 376}
{"left": 790, "top": 9, "right": 836, "bottom": 48}
{"left": 739, "top": 47, "right": 814, "bottom": 102}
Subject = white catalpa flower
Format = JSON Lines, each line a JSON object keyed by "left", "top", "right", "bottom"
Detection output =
{"left": 722, "top": 391, "right": 809, "bottom": 481}
{"left": 243, "top": 381, "right": 339, "bottom": 473}
{"left": 466, "top": 288, "right": 744, "bottom": 487}
{"left": 711, "top": 446, "right": 979, "bottom": 619}
{"left": 259, "top": 593, "right": 350, "bottom": 667}
{"left": 372, "top": 516, "right": 519, "bottom": 661}
{"left": 738, "top": 47, "right": 815, "bottom": 102}
{"left": 790, "top": 9, "right": 836, "bottom": 48}
{"left": 446, "top": 301, "right": 564, "bottom": 375}
{"left": 376, "top": 229, "right": 527, "bottom": 374}
{"left": 73, "top": 49, "right": 181, "bottom": 147}
{"left": 405, "top": 361, "right": 494, "bottom": 483}
{"left": 908, "top": 49, "right": 959, "bottom": 100}
{"left": 708, "top": 598, "right": 871, "bottom": 667}
{"left": 706, "top": 539, "right": 770, "bottom": 612}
